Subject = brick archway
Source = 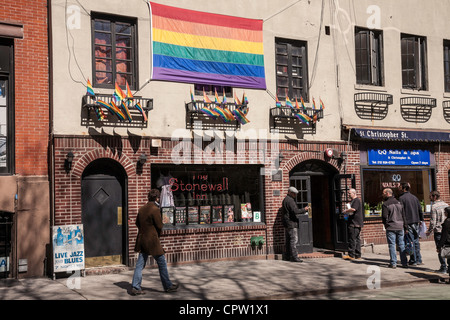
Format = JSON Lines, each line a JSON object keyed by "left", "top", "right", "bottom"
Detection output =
{"left": 70, "top": 148, "right": 136, "bottom": 179}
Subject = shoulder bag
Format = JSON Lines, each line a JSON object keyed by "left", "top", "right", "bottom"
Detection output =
{"left": 441, "top": 246, "right": 450, "bottom": 259}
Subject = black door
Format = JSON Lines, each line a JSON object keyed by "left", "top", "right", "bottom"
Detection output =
{"left": 332, "top": 174, "right": 356, "bottom": 251}
{"left": 82, "top": 172, "right": 125, "bottom": 267}
{"left": 289, "top": 176, "right": 313, "bottom": 253}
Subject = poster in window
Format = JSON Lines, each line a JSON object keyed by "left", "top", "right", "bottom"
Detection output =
{"left": 161, "top": 207, "right": 174, "bottom": 225}
{"left": 212, "top": 205, "right": 223, "bottom": 223}
{"left": 175, "top": 206, "right": 187, "bottom": 225}
{"left": 241, "top": 203, "right": 253, "bottom": 222}
{"left": 224, "top": 205, "right": 234, "bottom": 223}
{"left": 199, "top": 205, "right": 211, "bottom": 224}
{"left": 188, "top": 206, "right": 199, "bottom": 225}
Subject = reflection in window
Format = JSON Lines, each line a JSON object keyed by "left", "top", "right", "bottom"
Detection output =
{"left": 92, "top": 14, "right": 136, "bottom": 89}
{"left": 0, "top": 80, "right": 7, "bottom": 169}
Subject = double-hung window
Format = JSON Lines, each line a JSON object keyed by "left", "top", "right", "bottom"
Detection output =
{"left": 275, "top": 38, "right": 308, "bottom": 102}
{"left": 401, "top": 34, "right": 427, "bottom": 90}
{"left": 444, "top": 40, "right": 450, "bottom": 92}
{"left": 355, "top": 27, "right": 383, "bottom": 86}
{"left": 92, "top": 13, "right": 137, "bottom": 89}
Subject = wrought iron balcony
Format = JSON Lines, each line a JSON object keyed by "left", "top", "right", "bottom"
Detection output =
{"left": 400, "top": 96, "right": 436, "bottom": 123}
{"left": 443, "top": 100, "right": 450, "bottom": 123}
{"left": 354, "top": 92, "right": 393, "bottom": 120}
{"left": 81, "top": 94, "right": 153, "bottom": 128}
{"left": 269, "top": 106, "right": 323, "bottom": 134}
{"left": 185, "top": 101, "right": 248, "bottom": 130}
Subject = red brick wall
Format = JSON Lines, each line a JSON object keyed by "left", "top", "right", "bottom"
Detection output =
{"left": 0, "top": 0, "right": 49, "bottom": 176}
{"left": 53, "top": 135, "right": 440, "bottom": 266}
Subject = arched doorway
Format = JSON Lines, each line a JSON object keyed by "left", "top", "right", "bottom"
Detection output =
{"left": 81, "top": 158, "right": 128, "bottom": 267}
{"left": 289, "top": 160, "right": 341, "bottom": 251}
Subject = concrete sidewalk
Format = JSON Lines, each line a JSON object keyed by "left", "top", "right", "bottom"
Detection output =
{"left": 0, "top": 241, "right": 447, "bottom": 301}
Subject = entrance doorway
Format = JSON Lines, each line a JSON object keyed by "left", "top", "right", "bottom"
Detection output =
{"left": 81, "top": 159, "right": 128, "bottom": 267}
{"left": 289, "top": 160, "right": 349, "bottom": 252}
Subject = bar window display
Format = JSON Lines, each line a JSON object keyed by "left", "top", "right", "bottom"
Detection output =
{"left": 362, "top": 168, "right": 434, "bottom": 218}
{"left": 152, "top": 164, "right": 264, "bottom": 226}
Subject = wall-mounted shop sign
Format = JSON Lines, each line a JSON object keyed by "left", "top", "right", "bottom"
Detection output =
{"left": 354, "top": 128, "right": 450, "bottom": 142}
{"left": 368, "top": 149, "right": 430, "bottom": 166}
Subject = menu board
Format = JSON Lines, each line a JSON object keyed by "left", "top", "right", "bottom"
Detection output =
{"left": 175, "top": 206, "right": 186, "bottom": 225}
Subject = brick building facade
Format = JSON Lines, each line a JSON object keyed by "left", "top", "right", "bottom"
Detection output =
{"left": 0, "top": 0, "right": 50, "bottom": 278}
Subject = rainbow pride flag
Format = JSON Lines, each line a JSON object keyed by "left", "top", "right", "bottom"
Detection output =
{"left": 150, "top": 2, "right": 266, "bottom": 89}
{"left": 295, "top": 112, "right": 311, "bottom": 125}
{"left": 114, "top": 82, "right": 126, "bottom": 104}
{"left": 86, "top": 78, "right": 95, "bottom": 98}
{"left": 232, "top": 108, "right": 250, "bottom": 125}
{"left": 135, "top": 102, "right": 148, "bottom": 121}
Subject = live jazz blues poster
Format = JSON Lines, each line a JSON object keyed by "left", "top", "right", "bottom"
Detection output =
{"left": 52, "top": 224, "right": 85, "bottom": 272}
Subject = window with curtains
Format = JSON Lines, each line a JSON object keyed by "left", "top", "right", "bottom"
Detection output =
{"left": 275, "top": 38, "right": 309, "bottom": 102}
{"left": 91, "top": 13, "right": 137, "bottom": 89}
{"left": 401, "top": 34, "right": 427, "bottom": 90}
{"left": 355, "top": 27, "right": 383, "bottom": 86}
{"left": 444, "top": 40, "right": 450, "bottom": 92}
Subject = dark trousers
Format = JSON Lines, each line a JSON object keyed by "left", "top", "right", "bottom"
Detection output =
{"left": 285, "top": 228, "right": 299, "bottom": 260}
{"left": 348, "top": 225, "right": 361, "bottom": 258}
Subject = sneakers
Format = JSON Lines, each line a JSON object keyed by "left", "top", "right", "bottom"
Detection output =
{"left": 290, "top": 258, "right": 303, "bottom": 263}
{"left": 388, "top": 264, "right": 397, "bottom": 269}
{"left": 166, "top": 283, "right": 179, "bottom": 293}
{"left": 342, "top": 255, "right": 355, "bottom": 261}
{"left": 436, "top": 267, "right": 448, "bottom": 274}
{"left": 131, "top": 288, "right": 146, "bottom": 296}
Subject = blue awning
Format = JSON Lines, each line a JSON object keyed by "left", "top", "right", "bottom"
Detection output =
{"left": 349, "top": 127, "right": 450, "bottom": 142}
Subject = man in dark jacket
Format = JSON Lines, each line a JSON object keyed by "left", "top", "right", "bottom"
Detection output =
{"left": 398, "top": 182, "right": 424, "bottom": 266}
{"left": 131, "top": 189, "right": 178, "bottom": 295}
{"left": 382, "top": 188, "right": 408, "bottom": 268}
{"left": 282, "top": 186, "right": 309, "bottom": 262}
{"left": 342, "top": 188, "right": 363, "bottom": 260}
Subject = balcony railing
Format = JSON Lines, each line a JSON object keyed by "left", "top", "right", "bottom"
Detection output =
{"left": 81, "top": 94, "right": 153, "bottom": 128}
{"left": 354, "top": 92, "right": 393, "bottom": 120}
{"left": 443, "top": 100, "right": 450, "bottom": 123}
{"left": 400, "top": 96, "right": 436, "bottom": 123}
{"left": 269, "top": 106, "right": 323, "bottom": 134}
{"left": 185, "top": 101, "right": 248, "bottom": 130}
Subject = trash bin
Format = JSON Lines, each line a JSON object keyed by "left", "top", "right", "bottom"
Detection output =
{"left": 0, "top": 211, "right": 13, "bottom": 278}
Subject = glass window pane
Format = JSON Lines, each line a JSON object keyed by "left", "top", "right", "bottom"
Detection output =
{"left": 116, "top": 60, "right": 132, "bottom": 73}
{"left": 96, "top": 71, "right": 112, "bottom": 84}
{"left": 276, "top": 55, "right": 288, "bottom": 65}
{"left": 116, "top": 47, "right": 131, "bottom": 60}
{"left": 96, "top": 58, "right": 112, "bottom": 72}
{"left": 0, "top": 80, "right": 7, "bottom": 168}
{"left": 95, "top": 45, "right": 111, "bottom": 58}
{"left": 95, "top": 20, "right": 110, "bottom": 32}
{"left": 116, "top": 23, "right": 131, "bottom": 35}
{"left": 116, "top": 35, "right": 131, "bottom": 48}
{"left": 276, "top": 44, "right": 287, "bottom": 55}
{"left": 95, "top": 32, "right": 111, "bottom": 45}
{"left": 277, "top": 76, "right": 288, "bottom": 87}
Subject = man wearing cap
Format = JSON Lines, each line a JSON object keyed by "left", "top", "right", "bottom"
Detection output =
{"left": 282, "top": 186, "right": 310, "bottom": 262}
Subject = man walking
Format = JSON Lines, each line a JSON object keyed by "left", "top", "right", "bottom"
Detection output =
{"left": 398, "top": 182, "right": 424, "bottom": 266}
{"left": 131, "top": 189, "right": 178, "bottom": 295}
{"left": 382, "top": 188, "right": 408, "bottom": 268}
{"left": 342, "top": 188, "right": 363, "bottom": 260}
{"left": 426, "top": 190, "right": 449, "bottom": 273}
{"left": 282, "top": 186, "right": 309, "bottom": 262}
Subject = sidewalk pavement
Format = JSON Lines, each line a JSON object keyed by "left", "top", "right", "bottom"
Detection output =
{"left": 0, "top": 241, "right": 447, "bottom": 301}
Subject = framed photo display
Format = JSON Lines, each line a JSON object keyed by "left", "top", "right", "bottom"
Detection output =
{"left": 199, "top": 205, "right": 211, "bottom": 224}
{"left": 175, "top": 206, "right": 187, "bottom": 225}
{"left": 161, "top": 207, "right": 175, "bottom": 225}
{"left": 212, "top": 205, "right": 223, "bottom": 223}
{"left": 224, "top": 205, "right": 234, "bottom": 223}
{"left": 188, "top": 206, "right": 199, "bottom": 225}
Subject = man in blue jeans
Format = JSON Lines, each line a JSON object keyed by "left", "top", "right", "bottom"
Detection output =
{"left": 381, "top": 188, "right": 408, "bottom": 268}
{"left": 131, "top": 189, "right": 178, "bottom": 295}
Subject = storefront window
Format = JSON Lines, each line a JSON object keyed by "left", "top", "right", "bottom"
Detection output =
{"left": 362, "top": 168, "right": 434, "bottom": 218}
{"left": 151, "top": 164, "right": 264, "bottom": 226}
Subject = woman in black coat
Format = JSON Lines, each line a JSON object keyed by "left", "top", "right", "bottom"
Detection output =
{"left": 437, "top": 206, "right": 450, "bottom": 277}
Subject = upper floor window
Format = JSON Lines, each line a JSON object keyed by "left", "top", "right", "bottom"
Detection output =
{"left": 355, "top": 27, "right": 383, "bottom": 86}
{"left": 275, "top": 38, "right": 308, "bottom": 102}
{"left": 92, "top": 13, "right": 137, "bottom": 89}
{"left": 0, "top": 40, "right": 14, "bottom": 174}
{"left": 444, "top": 40, "right": 450, "bottom": 92}
{"left": 401, "top": 34, "right": 427, "bottom": 90}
